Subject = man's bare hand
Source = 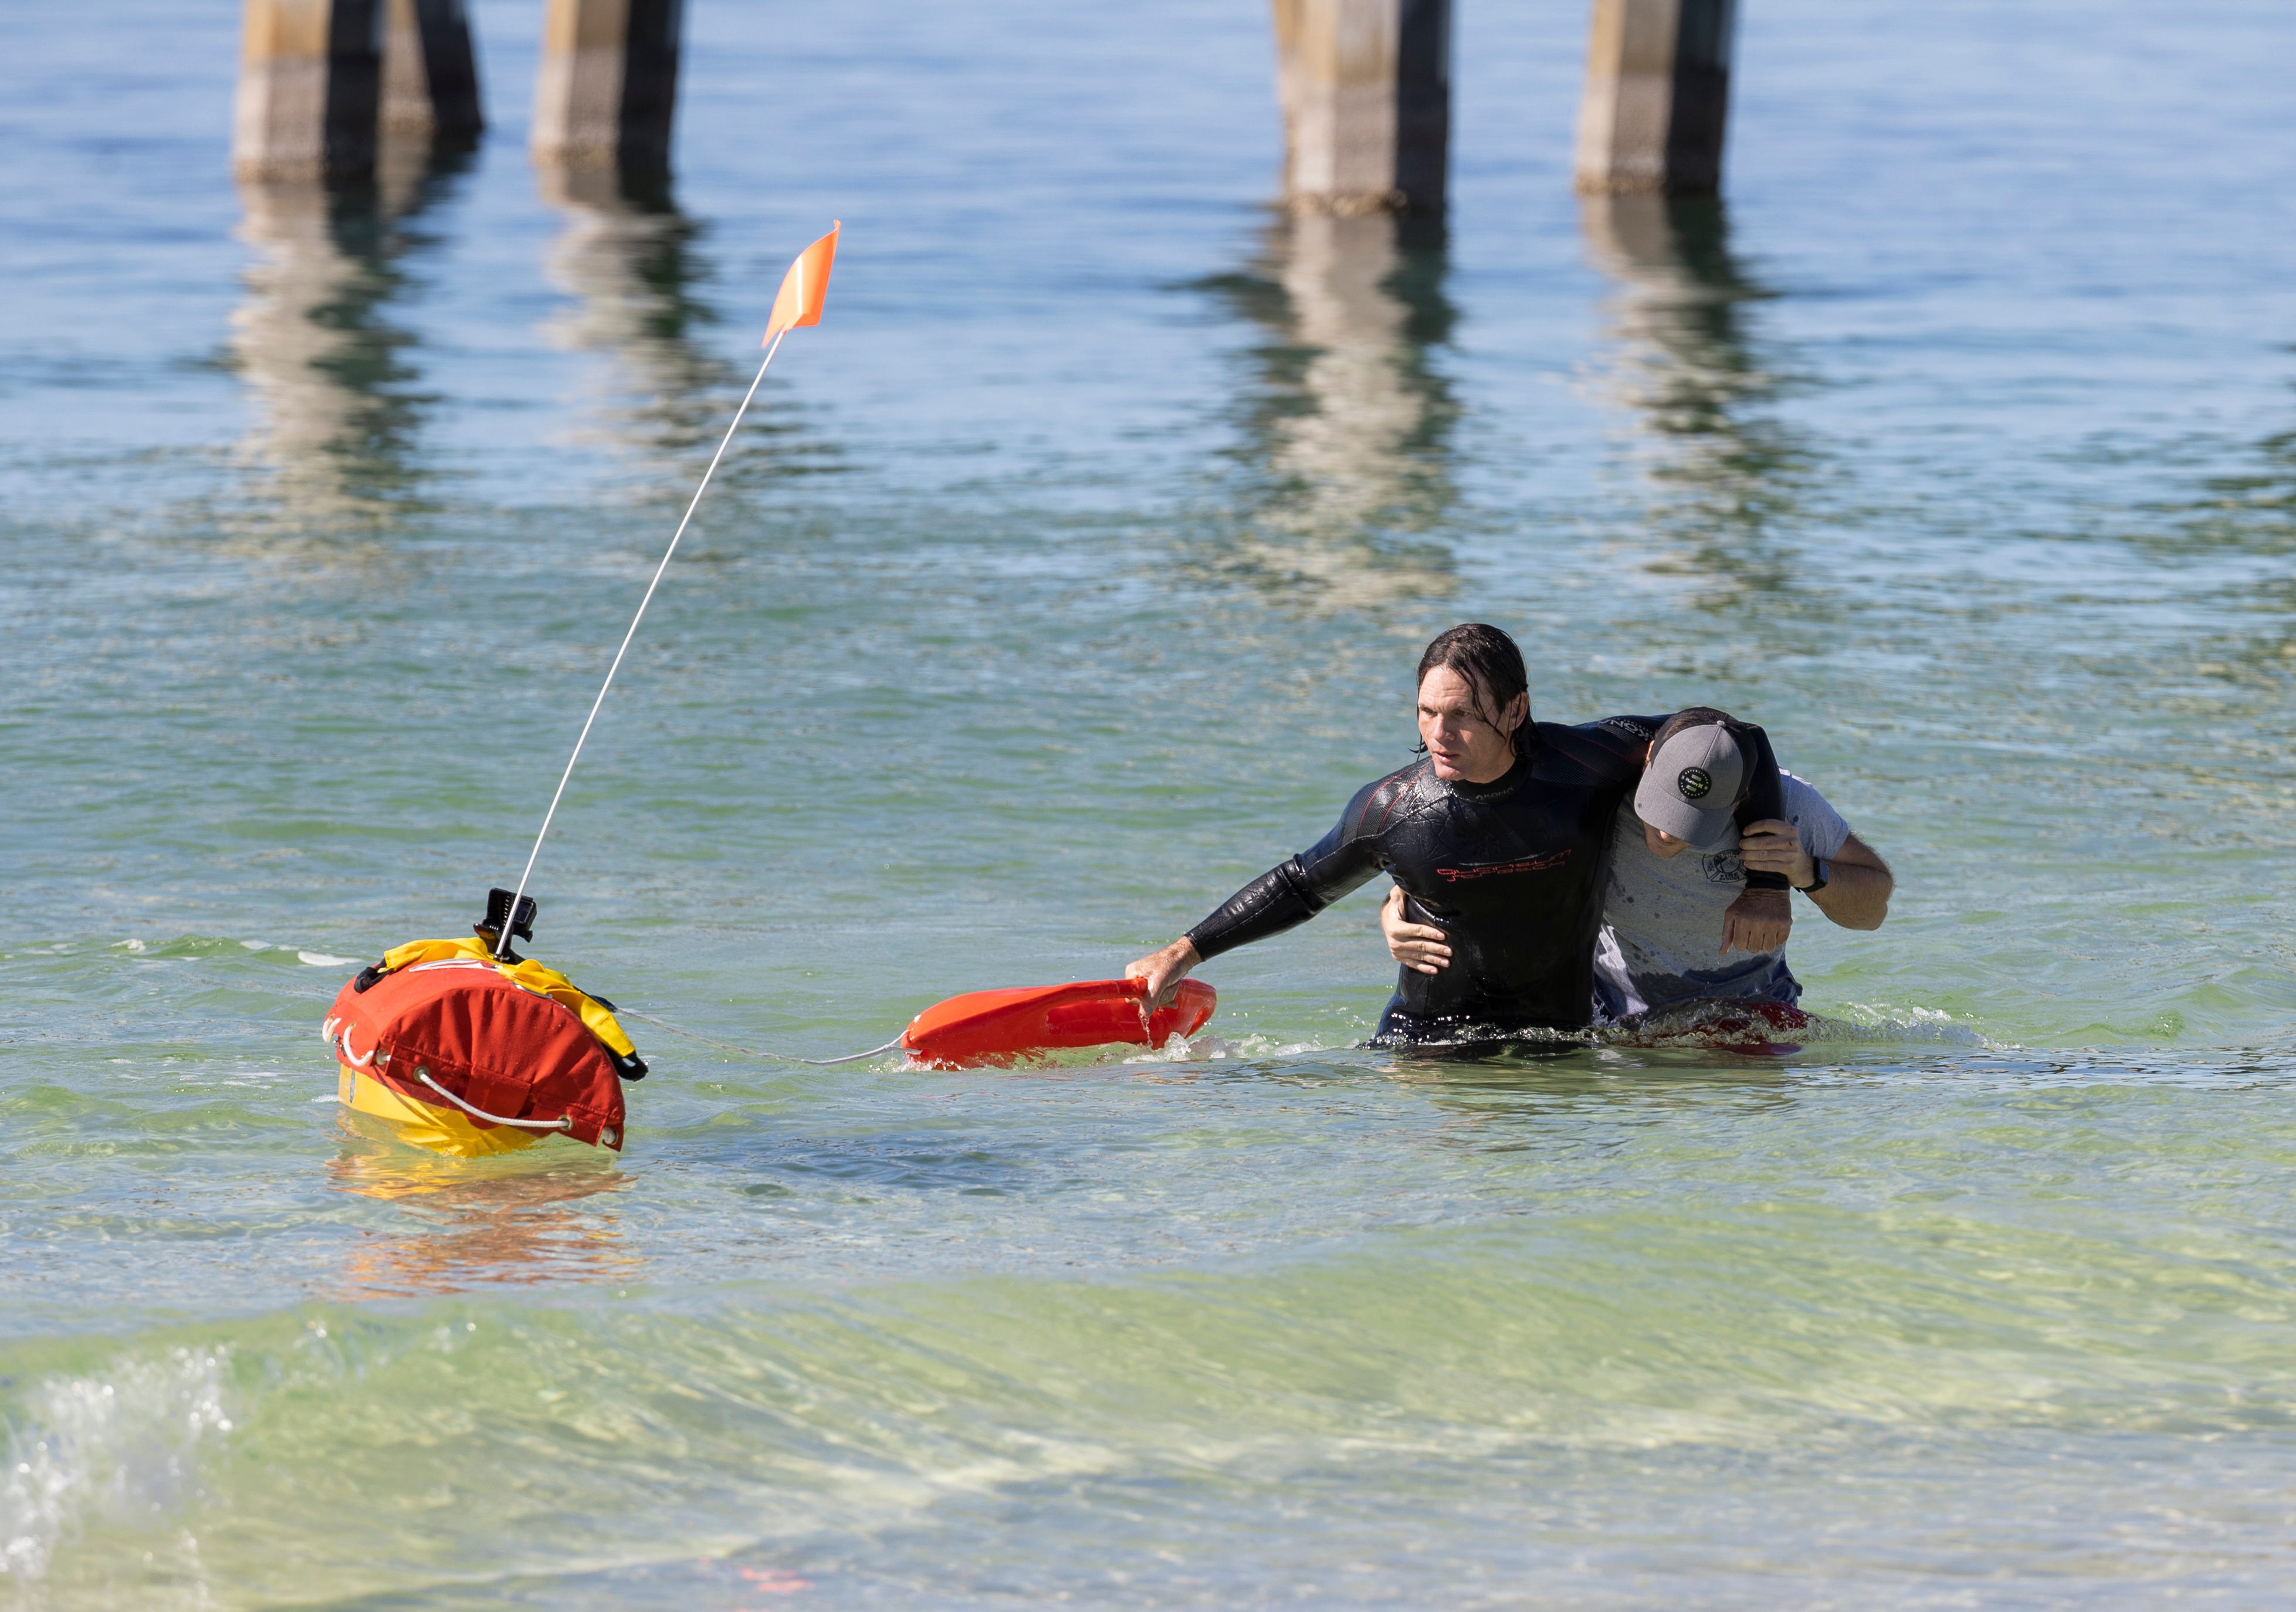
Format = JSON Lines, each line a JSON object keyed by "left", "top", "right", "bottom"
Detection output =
{"left": 1125, "top": 937, "right": 1201, "bottom": 1011}
{"left": 1379, "top": 886, "right": 1453, "bottom": 975}
{"left": 1721, "top": 888, "right": 1790, "bottom": 954}
{"left": 1738, "top": 818, "right": 1814, "bottom": 888}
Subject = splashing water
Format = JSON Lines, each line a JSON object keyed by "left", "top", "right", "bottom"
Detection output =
{"left": 1, "top": 1349, "right": 232, "bottom": 1591}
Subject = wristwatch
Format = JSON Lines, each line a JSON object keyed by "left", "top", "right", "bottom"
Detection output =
{"left": 1797, "top": 858, "right": 1829, "bottom": 895}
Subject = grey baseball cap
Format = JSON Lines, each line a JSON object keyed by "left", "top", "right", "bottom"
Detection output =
{"left": 1634, "top": 720, "right": 1747, "bottom": 852}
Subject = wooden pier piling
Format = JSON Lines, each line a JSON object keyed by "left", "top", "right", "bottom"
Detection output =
{"left": 531, "top": 0, "right": 686, "bottom": 175}
{"left": 380, "top": 0, "right": 483, "bottom": 143}
{"left": 1271, "top": 0, "right": 1452, "bottom": 216}
{"left": 1574, "top": 0, "right": 1738, "bottom": 197}
{"left": 233, "top": 0, "right": 385, "bottom": 182}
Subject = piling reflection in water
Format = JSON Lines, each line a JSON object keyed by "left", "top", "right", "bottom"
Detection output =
{"left": 1579, "top": 195, "right": 1816, "bottom": 604}
{"left": 1201, "top": 211, "right": 1459, "bottom": 610}
{"left": 2179, "top": 408, "right": 2296, "bottom": 670}
{"left": 228, "top": 139, "right": 468, "bottom": 523}
{"left": 535, "top": 167, "right": 750, "bottom": 480}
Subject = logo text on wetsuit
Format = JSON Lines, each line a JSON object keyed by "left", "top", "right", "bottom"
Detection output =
{"left": 1433, "top": 849, "right": 1572, "bottom": 882}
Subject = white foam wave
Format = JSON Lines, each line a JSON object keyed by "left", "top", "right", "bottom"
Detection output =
{"left": 1592, "top": 998, "right": 1989, "bottom": 1052}
{"left": 1813, "top": 1002, "right": 1990, "bottom": 1047}
{"left": 0, "top": 1347, "right": 232, "bottom": 1585}
{"left": 1125, "top": 1031, "right": 1339, "bottom": 1064}
{"left": 109, "top": 934, "right": 361, "bottom": 968}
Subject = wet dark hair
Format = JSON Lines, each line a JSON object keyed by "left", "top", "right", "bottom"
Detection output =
{"left": 1416, "top": 623, "right": 1531, "bottom": 755}
{"left": 1650, "top": 706, "right": 1736, "bottom": 749}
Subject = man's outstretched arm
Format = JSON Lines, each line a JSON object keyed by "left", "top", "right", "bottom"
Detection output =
{"left": 1126, "top": 779, "right": 1397, "bottom": 1007}
{"left": 1128, "top": 859, "right": 1321, "bottom": 1007}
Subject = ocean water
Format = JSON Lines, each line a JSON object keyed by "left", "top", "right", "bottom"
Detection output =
{"left": 4, "top": 0, "right": 2295, "bottom": 1605}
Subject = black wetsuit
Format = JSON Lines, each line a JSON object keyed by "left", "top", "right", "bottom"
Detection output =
{"left": 1184, "top": 716, "right": 1786, "bottom": 1042}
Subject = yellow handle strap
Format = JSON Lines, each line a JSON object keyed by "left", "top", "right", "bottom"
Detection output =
{"left": 372, "top": 937, "right": 638, "bottom": 1060}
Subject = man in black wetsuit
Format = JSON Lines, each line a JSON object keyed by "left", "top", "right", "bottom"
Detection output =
{"left": 1126, "top": 623, "right": 1792, "bottom": 1044}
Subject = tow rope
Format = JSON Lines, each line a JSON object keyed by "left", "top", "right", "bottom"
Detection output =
{"left": 613, "top": 1010, "right": 903, "bottom": 1068}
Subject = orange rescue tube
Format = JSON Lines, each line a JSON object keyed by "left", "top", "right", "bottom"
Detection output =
{"left": 900, "top": 978, "right": 1216, "bottom": 1068}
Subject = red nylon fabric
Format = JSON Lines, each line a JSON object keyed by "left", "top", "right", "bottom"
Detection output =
{"left": 327, "top": 961, "right": 626, "bottom": 1148}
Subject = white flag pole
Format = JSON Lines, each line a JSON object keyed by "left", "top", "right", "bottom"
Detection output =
{"left": 494, "top": 328, "right": 790, "bottom": 954}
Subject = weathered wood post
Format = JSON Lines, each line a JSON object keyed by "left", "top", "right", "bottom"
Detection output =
{"left": 380, "top": 0, "right": 483, "bottom": 143}
{"left": 1270, "top": 0, "right": 1452, "bottom": 216}
{"left": 1574, "top": 0, "right": 1738, "bottom": 196}
{"left": 233, "top": 0, "right": 385, "bottom": 182}
{"left": 532, "top": 0, "right": 686, "bottom": 175}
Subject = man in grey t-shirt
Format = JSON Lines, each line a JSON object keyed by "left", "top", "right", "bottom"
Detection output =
{"left": 1381, "top": 710, "right": 1894, "bottom": 1025}
{"left": 1591, "top": 771, "right": 1854, "bottom": 1018}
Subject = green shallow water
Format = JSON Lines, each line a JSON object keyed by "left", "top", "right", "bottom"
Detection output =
{"left": 5, "top": 0, "right": 2296, "bottom": 1604}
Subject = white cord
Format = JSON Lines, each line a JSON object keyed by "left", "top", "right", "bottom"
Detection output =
{"left": 415, "top": 1070, "right": 575, "bottom": 1132}
{"left": 498, "top": 333, "right": 788, "bottom": 949}
{"left": 614, "top": 1010, "right": 905, "bottom": 1066}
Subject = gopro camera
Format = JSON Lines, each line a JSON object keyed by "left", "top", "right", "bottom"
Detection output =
{"left": 476, "top": 888, "right": 538, "bottom": 960}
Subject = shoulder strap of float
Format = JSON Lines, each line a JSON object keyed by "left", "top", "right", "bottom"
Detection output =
{"left": 378, "top": 936, "right": 493, "bottom": 972}
{"left": 369, "top": 937, "right": 639, "bottom": 1060}
{"left": 494, "top": 956, "right": 639, "bottom": 1061}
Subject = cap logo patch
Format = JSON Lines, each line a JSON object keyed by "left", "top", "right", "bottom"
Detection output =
{"left": 1677, "top": 767, "right": 1712, "bottom": 801}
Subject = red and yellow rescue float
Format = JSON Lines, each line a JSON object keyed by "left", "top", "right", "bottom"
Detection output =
{"left": 324, "top": 898, "right": 644, "bottom": 1157}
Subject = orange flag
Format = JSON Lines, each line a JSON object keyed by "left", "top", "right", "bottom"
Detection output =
{"left": 763, "top": 222, "right": 840, "bottom": 345}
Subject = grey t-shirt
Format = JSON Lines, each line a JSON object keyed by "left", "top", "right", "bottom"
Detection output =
{"left": 1592, "top": 771, "right": 1851, "bottom": 1021}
